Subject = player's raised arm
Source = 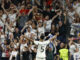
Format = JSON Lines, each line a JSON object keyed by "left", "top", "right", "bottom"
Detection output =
{"left": 24, "top": 35, "right": 34, "bottom": 42}
{"left": 49, "top": 32, "right": 59, "bottom": 41}
{"left": 24, "top": 35, "right": 39, "bottom": 45}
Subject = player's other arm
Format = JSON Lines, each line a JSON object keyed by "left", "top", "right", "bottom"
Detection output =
{"left": 24, "top": 35, "right": 34, "bottom": 42}
{"left": 24, "top": 36, "right": 39, "bottom": 45}
{"left": 49, "top": 32, "right": 59, "bottom": 41}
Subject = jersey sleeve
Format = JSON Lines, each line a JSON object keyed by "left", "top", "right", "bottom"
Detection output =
{"left": 45, "top": 40, "right": 50, "bottom": 45}
{"left": 48, "top": 35, "right": 56, "bottom": 41}
{"left": 34, "top": 41, "right": 39, "bottom": 45}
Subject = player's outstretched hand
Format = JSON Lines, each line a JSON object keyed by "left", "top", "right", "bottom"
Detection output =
{"left": 50, "top": 33, "right": 59, "bottom": 41}
{"left": 55, "top": 32, "right": 59, "bottom": 36}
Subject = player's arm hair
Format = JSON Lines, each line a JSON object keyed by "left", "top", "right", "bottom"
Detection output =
{"left": 1, "top": 3, "right": 9, "bottom": 16}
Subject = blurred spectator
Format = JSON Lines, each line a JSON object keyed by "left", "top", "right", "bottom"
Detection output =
{"left": 59, "top": 43, "right": 69, "bottom": 60}
{"left": 0, "top": 45, "right": 2, "bottom": 60}
{"left": 73, "top": 48, "right": 80, "bottom": 60}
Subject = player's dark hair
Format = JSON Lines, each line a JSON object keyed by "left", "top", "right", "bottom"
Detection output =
{"left": 40, "top": 34, "right": 45, "bottom": 40}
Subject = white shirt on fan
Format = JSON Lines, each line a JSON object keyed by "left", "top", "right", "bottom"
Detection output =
{"left": 8, "top": 13, "right": 16, "bottom": 22}
{"left": 38, "top": 26, "right": 45, "bottom": 38}
{"left": 20, "top": 43, "right": 27, "bottom": 52}
{"left": 44, "top": 20, "right": 52, "bottom": 32}
{"left": 25, "top": 31, "right": 37, "bottom": 39}
{"left": 8, "top": 13, "right": 17, "bottom": 26}
{"left": 73, "top": 3, "right": 79, "bottom": 9}
{"left": 9, "top": 51, "right": 18, "bottom": 60}
{"left": 75, "top": 43, "right": 80, "bottom": 52}
{"left": 0, "top": 34, "right": 5, "bottom": 43}
{"left": 14, "top": 43, "right": 19, "bottom": 49}
{"left": 25, "top": 31, "right": 34, "bottom": 38}
{"left": 0, "top": 14, "right": 7, "bottom": 31}
{"left": 68, "top": 11, "right": 75, "bottom": 24}
{"left": 73, "top": 3, "right": 80, "bottom": 17}
{"left": 69, "top": 44, "right": 76, "bottom": 55}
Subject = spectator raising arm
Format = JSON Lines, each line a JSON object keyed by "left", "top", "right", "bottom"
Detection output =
{"left": 21, "top": 24, "right": 28, "bottom": 33}
{"left": 1, "top": 3, "right": 9, "bottom": 15}
{"left": 52, "top": 13, "right": 59, "bottom": 21}
{"left": 1, "top": 19, "right": 14, "bottom": 33}
{"left": 12, "top": 13, "right": 20, "bottom": 23}
{"left": 35, "top": 0, "right": 40, "bottom": 6}
{"left": 14, "top": 5, "right": 25, "bottom": 14}
{"left": 24, "top": 32, "right": 59, "bottom": 42}
{"left": 5, "top": 23, "right": 14, "bottom": 33}
{"left": 64, "top": 12, "right": 67, "bottom": 24}
{"left": 27, "top": 7, "right": 34, "bottom": 16}
{"left": 24, "top": 35, "right": 34, "bottom": 42}
{"left": 55, "top": 9, "right": 60, "bottom": 12}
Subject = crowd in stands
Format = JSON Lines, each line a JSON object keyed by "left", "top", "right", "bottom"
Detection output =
{"left": 0, "top": 0, "right": 80, "bottom": 60}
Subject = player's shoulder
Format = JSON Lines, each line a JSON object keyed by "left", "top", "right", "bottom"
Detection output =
{"left": 44, "top": 40, "right": 50, "bottom": 42}
{"left": 34, "top": 40, "right": 38, "bottom": 42}
{"left": 43, "top": 40, "right": 50, "bottom": 44}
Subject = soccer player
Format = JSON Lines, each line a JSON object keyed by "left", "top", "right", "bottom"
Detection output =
{"left": 25, "top": 33, "right": 58, "bottom": 60}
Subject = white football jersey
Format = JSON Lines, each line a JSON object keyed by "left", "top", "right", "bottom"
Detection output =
{"left": 73, "top": 52, "right": 80, "bottom": 60}
{"left": 34, "top": 40, "right": 50, "bottom": 58}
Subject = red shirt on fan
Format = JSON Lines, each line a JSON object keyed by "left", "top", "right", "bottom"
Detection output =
{"left": 47, "top": 0, "right": 53, "bottom": 6}
{"left": 20, "top": 9, "right": 30, "bottom": 15}
{"left": 46, "top": 0, "right": 53, "bottom": 10}
{"left": 6, "top": 50, "right": 10, "bottom": 58}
